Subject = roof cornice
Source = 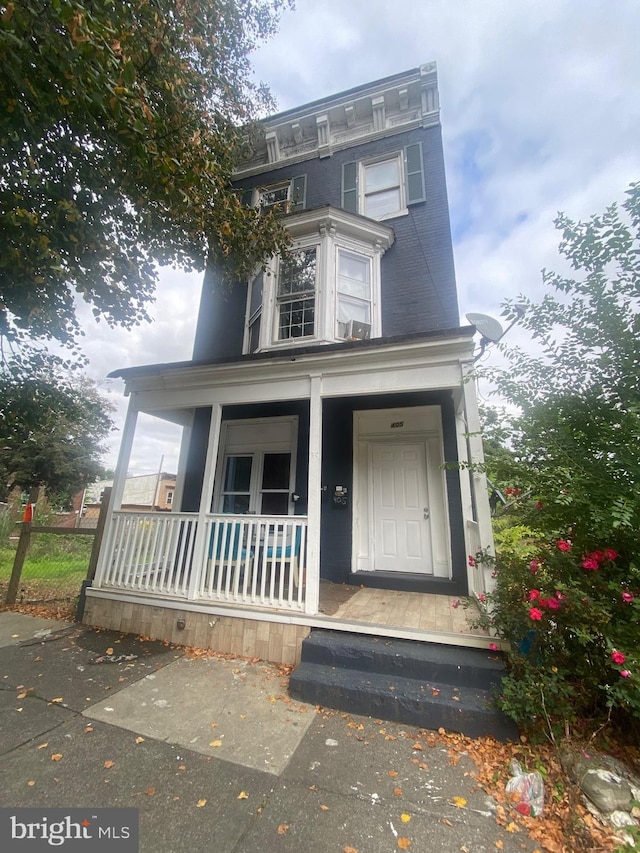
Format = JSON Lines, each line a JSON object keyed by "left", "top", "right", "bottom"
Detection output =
{"left": 235, "top": 63, "right": 440, "bottom": 179}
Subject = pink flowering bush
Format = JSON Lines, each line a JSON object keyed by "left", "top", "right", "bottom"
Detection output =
{"left": 469, "top": 531, "right": 640, "bottom": 741}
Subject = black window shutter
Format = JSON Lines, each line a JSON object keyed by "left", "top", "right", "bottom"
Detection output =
{"left": 240, "top": 187, "right": 254, "bottom": 207}
{"left": 341, "top": 162, "right": 358, "bottom": 213}
{"left": 405, "top": 143, "right": 425, "bottom": 204}
{"left": 291, "top": 175, "right": 307, "bottom": 211}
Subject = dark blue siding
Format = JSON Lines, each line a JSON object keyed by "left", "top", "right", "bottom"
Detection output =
{"left": 320, "top": 392, "right": 468, "bottom": 595}
{"left": 193, "top": 124, "right": 459, "bottom": 360}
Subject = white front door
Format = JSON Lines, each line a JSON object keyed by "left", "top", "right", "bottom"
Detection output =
{"left": 370, "top": 443, "right": 433, "bottom": 574}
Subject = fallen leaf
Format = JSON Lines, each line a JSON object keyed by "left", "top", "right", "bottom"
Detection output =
{"left": 400, "top": 813, "right": 411, "bottom": 823}
{"left": 505, "top": 822, "right": 519, "bottom": 833}
{"left": 209, "top": 740, "right": 223, "bottom": 748}
{"left": 106, "top": 647, "right": 114, "bottom": 655}
{"left": 135, "top": 737, "right": 144, "bottom": 744}
{"left": 196, "top": 799, "right": 207, "bottom": 808}
{"left": 51, "top": 754, "right": 63, "bottom": 762}
{"left": 320, "top": 804, "right": 329, "bottom": 811}
{"left": 17, "top": 691, "right": 27, "bottom": 699}
{"left": 51, "top": 698, "right": 63, "bottom": 703}
{"left": 27, "top": 780, "right": 36, "bottom": 787}
{"left": 388, "top": 770, "right": 399, "bottom": 778}
{"left": 494, "top": 841, "right": 504, "bottom": 850}
{"left": 145, "top": 788, "right": 156, "bottom": 796}
{"left": 103, "top": 760, "right": 115, "bottom": 769}
{"left": 309, "top": 784, "right": 318, "bottom": 792}
{"left": 237, "top": 791, "right": 249, "bottom": 800}
{"left": 178, "top": 765, "right": 186, "bottom": 772}
{"left": 441, "top": 819, "right": 452, "bottom": 827}
{"left": 452, "top": 796, "right": 467, "bottom": 808}
{"left": 37, "top": 743, "right": 48, "bottom": 750}
{"left": 397, "top": 839, "right": 411, "bottom": 850}
{"left": 84, "top": 725, "right": 93, "bottom": 733}
{"left": 393, "top": 787, "right": 403, "bottom": 797}
{"left": 344, "top": 847, "right": 358, "bottom": 853}
{"left": 277, "top": 823, "right": 290, "bottom": 835}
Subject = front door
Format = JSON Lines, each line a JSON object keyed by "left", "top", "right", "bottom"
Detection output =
{"left": 370, "top": 443, "right": 433, "bottom": 574}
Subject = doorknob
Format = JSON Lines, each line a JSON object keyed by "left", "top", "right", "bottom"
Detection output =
{"left": 423, "top": 507, "right": 430, "bottom": 519}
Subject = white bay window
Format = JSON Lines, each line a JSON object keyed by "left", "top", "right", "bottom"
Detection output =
{"left": 244, "top": 207, "right": 394, "bottom": 354}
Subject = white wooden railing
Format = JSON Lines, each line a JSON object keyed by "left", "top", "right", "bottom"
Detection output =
{"left": 96, "top": 512, "right": 307, "bottom": 612}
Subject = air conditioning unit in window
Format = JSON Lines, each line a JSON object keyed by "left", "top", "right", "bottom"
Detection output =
{"left": 345, "top": 320, "right": 371, "bottom": 341}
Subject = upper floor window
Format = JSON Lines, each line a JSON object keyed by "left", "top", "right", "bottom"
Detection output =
{"left": 277, "top": 248, "right": 317, "bottom": 340}
{"left": 341, "top": 143, "right": 425, "bottom": 221}
{"left": 241, "top": 175, "right": 307, "bottom": 213}
{"left": 243, "top": 207, "right": 394, "bottom": 354}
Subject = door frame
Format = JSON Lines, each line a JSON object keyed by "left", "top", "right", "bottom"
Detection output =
{"left": 352, "top": 406, "right": 451, "bottom": 579}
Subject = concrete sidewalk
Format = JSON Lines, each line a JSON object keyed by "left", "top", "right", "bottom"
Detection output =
{"left": 0, "top": 612, "right": 538, "bottom": 852}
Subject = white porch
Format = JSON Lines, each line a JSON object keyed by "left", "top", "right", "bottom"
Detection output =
{"left": 89, "top": 330, "right": 495, "bottom": 656}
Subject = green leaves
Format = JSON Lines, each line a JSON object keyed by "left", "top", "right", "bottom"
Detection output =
{"left": 0, "top": 346, "right": 114, "bottom": 502}
{"left": 0, "top": 0, "right": 292, "bottom": 348}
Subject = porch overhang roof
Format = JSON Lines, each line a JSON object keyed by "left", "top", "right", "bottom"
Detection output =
{"left": 110, "top": 326, "right": 474, "bottom": 381}
{"left": 108, "top": 326, "right": 477, "bottom": 413}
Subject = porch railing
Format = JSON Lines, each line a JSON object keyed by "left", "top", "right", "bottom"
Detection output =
{"left": 95, "top": 511, "right": 307, "bottom": 612}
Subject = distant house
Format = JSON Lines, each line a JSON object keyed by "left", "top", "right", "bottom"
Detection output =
{"left": 85, "top": 64, "right": 495, "bottom": 665}
{"left": 82, "top": 474, "right": 176, "bottom": 523}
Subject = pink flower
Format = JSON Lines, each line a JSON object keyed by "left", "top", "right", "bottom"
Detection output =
{"left": 589, "top": 551, "right": 605, "bottom": 562}
{"left": 536, "top": 501, "right": 543, "bottom": 510}
{"left": 611, "top": 651, "right": 626, "bottom": 665}
{"left": 489, "top": 643, "right": 498, "bottom": 651}
{"left": 468, "top": 555, "right": 476, "bottom": 567}
{"left": 538, "top": 598, "right": 550, "bottom": 608}
{"left": 620, "top": 670, "right": 631, "bottom": 678}
{"left": 604, "top": 549, "right": 618, "bottom": 561}
{"left": 529, "top": 608, "right": 543, "bottom": 621}
{"left": 557, "top": 540, "right": 571, "bottom": 552}
{"left": 478, "top": 593, "right": 486, "bottom": 603}
{"left": 555, "top": 591, "right": 567, "bottom": 601}
{"left": 451, "top": 599, "right": 460, "bottom": 609}
{"left": 528, "top": 589, "right": 541, "bottom": 601}
{"left": 529, "top": 560, "right": 540, "bottom": 574}
{"left": 546, "top": 598, "right": 561, "bottom": 610}
{"left": 581, "top": 558, "right": 600, "bottom": 570}
{"left": 622, "top": 592, "right": 635, "bottom": 603}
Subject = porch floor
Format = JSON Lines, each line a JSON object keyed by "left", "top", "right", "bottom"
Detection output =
{"left": 317, "top": 581, "right": 489, "bottom": 638}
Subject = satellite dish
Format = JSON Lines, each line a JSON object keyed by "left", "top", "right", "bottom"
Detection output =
{"left": 465, "top": 312, "right": 504, "bottom": 343}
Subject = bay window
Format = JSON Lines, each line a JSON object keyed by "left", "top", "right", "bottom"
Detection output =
{"left": 243, "top": 206, "right": 394, "bottom": 354}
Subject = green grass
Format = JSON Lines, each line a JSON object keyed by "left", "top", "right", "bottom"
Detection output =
{"left": 0, "top": 533, "right": 92, "bottom": 600}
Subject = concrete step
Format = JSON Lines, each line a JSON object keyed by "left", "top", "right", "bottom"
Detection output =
{"left": 289, "top": 630, "right": 519, "bottom": 741}
{"left": 298, "top": 629, "right": 505, "bottom": 690}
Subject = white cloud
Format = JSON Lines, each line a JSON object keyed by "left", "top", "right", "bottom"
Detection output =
{"left": 78, "top": 0, "right": 640, "bottom": 474}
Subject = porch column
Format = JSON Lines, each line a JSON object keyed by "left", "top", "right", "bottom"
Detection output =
{"left": 305, "top": 375, "right": 322, "bottom": 614}
{"left": 94, "top": 396, "right": 138, "bottom": 585}
{"left": 173, "top": 412, "right": 194, "bottom": 512}
{"left": 461, "top": 363, "right": 496, "bottom": 594}
{"left": 187, "top": 404, "right": 223, "bottom": 599}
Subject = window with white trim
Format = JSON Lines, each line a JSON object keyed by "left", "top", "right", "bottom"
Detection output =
{"left": 213, "top": 418, "right": 298, "bottom": 516}
{"left": 336, "top": 250, "right": 371, "bottom": 339}
{"left": 243, "top": 207, "right": 394, "bottom": 354}
{"left": 341, "top": 143, "right": 425, "bottom": 221}
{"left": 242, "top": 175, "right": 307, "bottom": 213}
{"left": 276, "top": 248, "right": 316, "bottom": 340}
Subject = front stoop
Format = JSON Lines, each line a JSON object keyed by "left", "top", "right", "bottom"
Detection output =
{"left": 288, "top": 629, "right": 519, "bottom": 741}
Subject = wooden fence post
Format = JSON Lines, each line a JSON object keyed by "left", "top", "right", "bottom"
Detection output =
{"left": 5, "top": 486, "right": 40, "bottom": 606}
{"left": 76, "top": 487, "right": 111, "bottom": 622}
{"left": 86, "top": 486, "right": 112, "bottom": 582}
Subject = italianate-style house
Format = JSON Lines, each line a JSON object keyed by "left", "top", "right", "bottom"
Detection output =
{"left": 86, "top": 65, "right": 496, "bottom": 678}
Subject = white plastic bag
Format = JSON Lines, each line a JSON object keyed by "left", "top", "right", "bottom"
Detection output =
{"left": 505, "top": 759, "right": 545, "bottom": 816}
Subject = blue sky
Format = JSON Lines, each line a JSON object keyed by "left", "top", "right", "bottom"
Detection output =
{"left": 82, "top": 0, "right": 640, "bottom": 474}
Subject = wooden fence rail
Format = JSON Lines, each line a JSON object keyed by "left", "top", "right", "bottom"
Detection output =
{"left": 4, "top": 488, "right": 112, "bottom": 609}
